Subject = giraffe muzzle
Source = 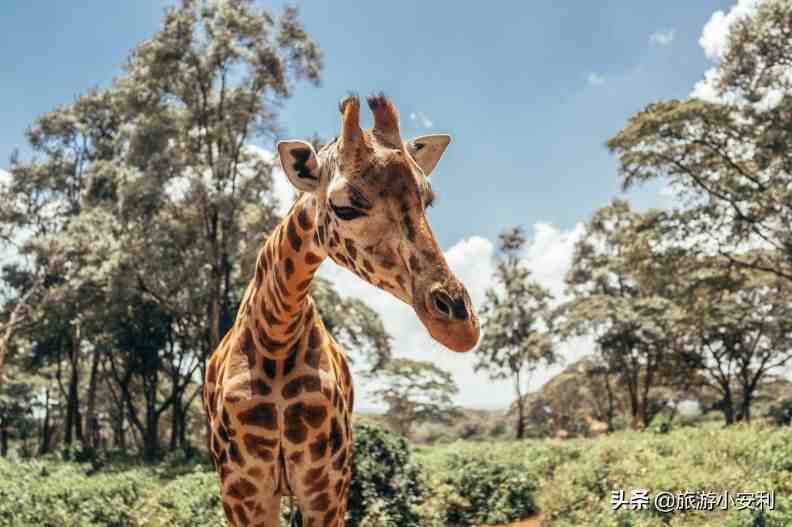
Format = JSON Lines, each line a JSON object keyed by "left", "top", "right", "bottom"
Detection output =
{"left": 429, "top": 288, "right": 470, "bottom": 321}
{"left": 417, "top": 282, "right": 480, "bottom": 353}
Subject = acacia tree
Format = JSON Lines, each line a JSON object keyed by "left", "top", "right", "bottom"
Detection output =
{"left": 475, "top": 227, "right": 556, "bottom": 439}
{"left": 561, "top": 201, "right": 688, "bottom": 430}
{"left": 372, "top": 358, "right": 459, "bottom": 438}
{"left": 678, "top": 260, "right": 792, "bottom": 424}
{"left": 608, "top": 0, "right": 792, "bottom": 284}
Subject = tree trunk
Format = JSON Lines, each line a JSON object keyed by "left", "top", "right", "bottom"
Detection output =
{"left": 604, "top": 373, "right": 616, "bottom": 433}
{"left": 84, "top": 347, "right": 102, "bottom": 454}
{"left": 143, "top": 371, "right": 160, "bottom": 461}
{"left": 209, "top": 279, "right": 222, "bottom": 353}
{"left": 144, "top": 409, "right": 159, "bottom": 461}
{"left": 0, "top": 420, "right": 7, "bottom": 457}
{"left": 640, "top": 354, "right": 656, "bottom": 429}
{"left": 39, "top": 388, "right": 51, "bottom": 455}
{"left": 628, "top": 389, "right": 641, "bottom": 431}
{"left": 0, "top": 278, "right": 40, "bottom": 388}
{"left": 721, "top": 387, "right": 735, "bottom": 426}
{"left": 113, "top": 411, "right": 126, "bottom": 450}
{"left": 64, "top": 323, "right": 83, "bottom": 447}
{"left": 179, "top": 412, "right": 188, "bottom": 448}
{"left": 514, "top": 373, "right": 525, "bottom": 440}
{"left": 741, "top": 390, "right": 753, "bottom": 423}
{"left": 169, "top": 382, "right": 182, "bottom": 451}
{"left": 65, "top": 361, "right": 80, "bottom": 446}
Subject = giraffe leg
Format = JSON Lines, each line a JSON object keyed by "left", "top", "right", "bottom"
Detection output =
{"left": 221, "top": 487, "right": 281, "bottom": 527}
{"left": 289, "top": 462, "right": 351, "bottom": 527}
{"left": 282, "top": 402, "right": 353, "bottom": 527}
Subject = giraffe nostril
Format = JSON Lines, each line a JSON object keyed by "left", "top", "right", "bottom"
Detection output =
{"left": 451, "top": 298, "right": 470, "bottom": 321}
{"left": 432, "top": 292, "right": 452, "bottom": 318}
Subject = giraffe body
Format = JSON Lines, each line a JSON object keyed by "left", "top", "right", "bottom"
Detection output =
{"left": 204, "top": 94, "right": 479, "bottom": 526}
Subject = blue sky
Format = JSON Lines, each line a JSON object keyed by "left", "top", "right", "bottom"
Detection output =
{"left": 0, "top": 0, "right": 742, "bottom": 408}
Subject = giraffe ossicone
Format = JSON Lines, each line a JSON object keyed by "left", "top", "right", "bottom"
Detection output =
{"left": 204, "top": 92, "right": 479, "bottom": 526}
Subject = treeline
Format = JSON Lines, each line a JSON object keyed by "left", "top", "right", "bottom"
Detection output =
{"left": 0, "top": 0, "right": 395, "bottom": 461}
{"left": 472, "top": 0, "right": 792, "bottom": 437}
{"left": 3, "top": 0, "right": 792, "bottom": 463}
{"left": 0, "top": 0, "right": 466, "bottom": 461}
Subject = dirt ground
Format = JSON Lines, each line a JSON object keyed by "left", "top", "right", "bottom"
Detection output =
{"left": 485, "top": 511, "right": 546, "bottom": 527}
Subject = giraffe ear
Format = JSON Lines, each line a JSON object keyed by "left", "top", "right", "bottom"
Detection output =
{"left": 277, "top": 140, "right": 322, "bottom": 192}
{"left": 405, "top": 134, "right": 451, "bottom": 176}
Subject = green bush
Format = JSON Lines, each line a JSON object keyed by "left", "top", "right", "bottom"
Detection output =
{"left": 347, "top": 422, "right": 423, "bottom": 527}
{"left": 137, "top": 469, "right": 227, "bottom": 527}
{"left": 442, "top": 454, "right": 537, "bottom": 525}
{"left": 538, "top": 423, "right": 792, "bottom": 527}
{"left": 415, "top": 441, "right": 539, "bottom": 526}
{"left": 766, "top": 399, "right": 792, "bottom": 426}
{"left": 1, "top": 422, "right": 790, "bottom": 527}
{"left": 0, "top": 460, "right": 150, "bottom": 527}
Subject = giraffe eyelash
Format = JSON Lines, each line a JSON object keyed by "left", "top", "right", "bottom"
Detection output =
{"left": 347, "top": 185, "right": 372, "bottom": 210}
{"left": 330, "top": 201, "right": 367, "bottom": 221}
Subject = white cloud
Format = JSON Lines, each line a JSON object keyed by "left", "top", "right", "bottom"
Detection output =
{"left": 587, "top": 72, "right": 605, "bottom": 86}
{"left": 318, "top": 223, "right": 589, "bottom": 411}
{"left": 699, "top": 0, "right": 758, "bottom": 61}
{"left": 0, "top": 169, "right": 10, "bottom": 185}
{"left": 690, "top": 67, "right": 725, "bottom": 102}
{"left": 409, "top": 111, "right": 434, "bottom": 129}
{"left": 523, "top": 222, "right": 585, "bottom": 301}
{"left": 691, "top": 0, "right": 760, "bottom": 102}
{"left": 649, "top": 29, "right": 675, "bottom": 46}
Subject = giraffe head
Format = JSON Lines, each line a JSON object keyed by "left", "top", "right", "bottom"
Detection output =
{"left": 276, "top": 94, "right": 479, "bottom": 352}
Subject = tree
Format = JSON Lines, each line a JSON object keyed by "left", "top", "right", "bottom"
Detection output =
{"left": 115, "top": 0, "right": 322, "bottom": 357}
{"left": 560, "top": 201, "right": 688, "bottom": 429}
{"left": 0, "top": 0, "right": 396, "bottom": 459}
{"left": 0, "top": 379, "right": 35, "bottom": 457}
{"left": 608, "top": 0, "right": 792, "bottom": 284}
{"left": 678, "top": 260, "right": 792, "bottom": 424}
{"left": 0, "top": 270, "right": 44, "bottom": 385}
{"left": 517, "top": 356, "right": 623, "bottom": 438}
{"left": 372, "top": 358, "right": 459, "bottom": 438}
{"left": 475, "top": 227, "right": 556, "bottom": 439}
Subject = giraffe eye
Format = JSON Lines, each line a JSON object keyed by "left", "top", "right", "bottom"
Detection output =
{"left": 330, "top": 202, "right": 367, "bottom": 221}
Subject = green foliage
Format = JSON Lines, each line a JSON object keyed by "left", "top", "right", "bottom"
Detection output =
{"left": 539, "top": 423, "right": 792, "bottom": 527}
{"left": 1, "top": 423, "right": 790, "bottom": 526}
{"left": 347, "top": 423, "right": 423, "bottom": 527}
{"left": 0, "top": 460, "right": 151, "bottom": 527}
{"left": 608, "top": 0, "right": 792, "bottom": 286}
{"left": 371, "top": 358, "right": 459, "bottom": 438}
{"left": 766, "top": 399, "right": 792, "bottom": 427}
{"left": 423, "top": 452, "right": 538, "bottom": 525}
{"left": 476, "top": 226, "right": 557, "bottom": 438}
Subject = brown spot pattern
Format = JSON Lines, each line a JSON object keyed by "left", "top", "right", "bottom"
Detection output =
{"left": 237, "top": 402, "right": 278, "bottom": 430}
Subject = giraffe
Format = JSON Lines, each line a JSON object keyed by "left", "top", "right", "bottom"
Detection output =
{"left": 203, "top": 93, "right": 480, "bottom": 527}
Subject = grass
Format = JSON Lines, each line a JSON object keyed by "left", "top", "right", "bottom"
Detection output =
{"left": 416, "top": 421, "right": 792, "bottom": 526}
{"left": 0, "top": 422, "right": 789, "bottom": 526}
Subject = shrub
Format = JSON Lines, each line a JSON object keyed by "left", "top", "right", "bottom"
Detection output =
{"left": 766, "top": 399, "right": 792, "bottom": 426}
{"left": 0, "top": 459, "right": 150, "bottom": 527}
{"left": 416, "top": 445, "right": 538, "bottom": 526}
{"left": 347, "top": 423, "right": 423, "bottom": 527}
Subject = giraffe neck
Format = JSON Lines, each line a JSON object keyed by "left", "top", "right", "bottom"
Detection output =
{"left": 239, "top": 194, "right": 327, "bottom": 357}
